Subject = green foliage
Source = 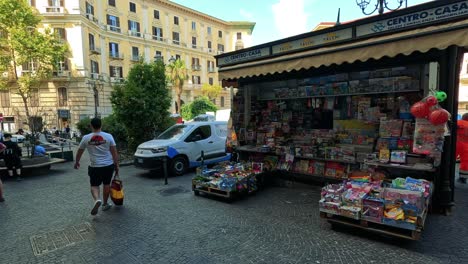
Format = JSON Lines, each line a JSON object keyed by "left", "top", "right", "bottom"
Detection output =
{"left": 201, "top": 83, "right": 222, "bottom": 99}
{"left": 111, "top": 61, "right": 173, "bottom": 150}
{"left": 166, "top": 59, "right": 188, "bottom": 113}
{"left": 0, "top": 0, "right": 68, "bottom": 131}
{"left": 101, "top": 114, "right": 126, "bottom": 144}
{"left": 76, "top": 118, "right": 92, "bottom": 136}
{"left": 180, "top": 96, "right": 217, "bottom": 120}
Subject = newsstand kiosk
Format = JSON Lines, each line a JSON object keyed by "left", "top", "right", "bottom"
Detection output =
{"left": 216, "top": 0, "right": 468, "bottom": 239}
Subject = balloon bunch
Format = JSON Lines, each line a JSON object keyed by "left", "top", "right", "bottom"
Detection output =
{"left": 410, "top": 91, "right": 450, "bottom": 125}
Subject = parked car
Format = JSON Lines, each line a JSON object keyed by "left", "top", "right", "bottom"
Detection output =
{"left": 134, "top": 121, "right": 230, "bottom": 175}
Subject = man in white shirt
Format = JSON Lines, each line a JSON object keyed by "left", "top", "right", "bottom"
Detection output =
{"left": 74, "top": 118, "right": 119, "bottom": 215}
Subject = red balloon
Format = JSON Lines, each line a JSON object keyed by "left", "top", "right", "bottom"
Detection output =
{"left": 410, "top": 101, "right": 430, "bottom": 118}
{"left": 428, "top": 109, "right": 449, "bottom": 125}
{"left": 426, "top": 96, "right": 438, "bottom": 106}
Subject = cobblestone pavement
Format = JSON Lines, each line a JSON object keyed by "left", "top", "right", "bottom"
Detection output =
{"left": 1, "top": 153, "right": 467, "bottom": 264}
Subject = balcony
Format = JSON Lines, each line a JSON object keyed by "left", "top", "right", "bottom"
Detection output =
{"left": 90, "top": 73, "right": 100, "bottom": 80}
{"left": 85, "top": 13, "right": 99, "bottom": 24}
{"left": 192, "top": 44, "right": 197, "bottom": 49}
{"left": 172, "top": 39, "right": 180, "bottom": 45}
{"left": 90, "top": 46, "right": 101, "bottom": 54}
{"left": 208, "top": 67, "right": 216, "bottom": 73}
{"left": 191, "top": 65, "right": 201, "bottom": 71}
{"left": 109, "top": 52, "right": 124, "bottom": 60}
{"left": 217, "top": 50, "right": 224, "bottom": 55}
{"left": 107, "top": 25, "right": 121, "bottom": 33}
{"left": 128, "top": 30, "right": 141, "bottom": 38}
{"left": 130, "top": 55, "right": 140, "bottom": 62}
{"left": 152, "top": 36, "right": 164, "bottom": 42}
{"left": 43, "top": 6, "right": 65, "bottom": 15}
{"left": 52, "top": 71, "right": 70, "bottom": 78}
{"left": 110, "top": 77, "right": 124, "bottom": 83}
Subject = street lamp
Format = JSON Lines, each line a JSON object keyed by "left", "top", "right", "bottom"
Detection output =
{"left": 86, "top": 80, "right": 103, "bottom": 118}
{"left": 356, "top": 0, "right": 407, "bottom": 15}
{"left": 168, "top": 56, "right": 176, "bottom": 64}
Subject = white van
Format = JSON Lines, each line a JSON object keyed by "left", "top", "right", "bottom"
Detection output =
{"left": 134, "top": 121, "right": 230, "bottom": 175}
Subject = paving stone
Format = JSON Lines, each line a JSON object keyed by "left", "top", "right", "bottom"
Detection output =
{"left": 0, "top": 150, "right": 467, "bottom": 263}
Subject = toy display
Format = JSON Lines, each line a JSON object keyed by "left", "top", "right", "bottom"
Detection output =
{"left": 320, "top": 177, "right": 432, "bottom": 231}
{"left": 192, "top": 162, "right": 260, "bottom": 199}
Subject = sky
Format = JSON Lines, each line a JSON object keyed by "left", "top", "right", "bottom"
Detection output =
{"left": 171, "top": 0, "right": 432, "bottom": 46}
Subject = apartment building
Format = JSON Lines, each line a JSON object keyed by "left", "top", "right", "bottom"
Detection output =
{"left": 0, "top": 0, "right": 254, "bottom": 132}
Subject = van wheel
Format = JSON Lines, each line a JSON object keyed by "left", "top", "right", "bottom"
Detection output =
{"left": 170, "top": 156, "right": 187, "bottom": 176}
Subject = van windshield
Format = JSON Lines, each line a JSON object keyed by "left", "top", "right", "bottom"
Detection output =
{"left": 157, "top": 125, "right": 194, "bottom": 140}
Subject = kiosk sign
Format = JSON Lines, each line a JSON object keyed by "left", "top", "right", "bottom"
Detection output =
{"left": 217, "top": 47, "right": 270, "bottom": 66}
{"left": 357, "top": 1, "right": 468, "bottom": 37}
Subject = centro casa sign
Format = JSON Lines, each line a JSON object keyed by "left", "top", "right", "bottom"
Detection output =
{"left": 357, "top": 1, "right": 468, "bottom": 36}
{"left": 217, "top": 47, "right": 270, "bottom": 66}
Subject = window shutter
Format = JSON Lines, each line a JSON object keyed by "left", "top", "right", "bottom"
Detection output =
{"left": 106, "top": 15, "right": 111, "bottom": 25}
{"left": 137, "top": 22, "right": 140, "bottom": 32}
{"left": 116, "top": 17, "right": 120, "bottom": 27}
{"left": 128, "top": 20, "right": 131, "bottom": 30}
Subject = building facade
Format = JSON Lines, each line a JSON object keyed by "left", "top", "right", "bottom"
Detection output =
{"left": 0, "top": 0, "right": 254, "bottom": 132}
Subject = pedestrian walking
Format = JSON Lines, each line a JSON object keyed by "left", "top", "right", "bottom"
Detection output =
{"left": 2, "top": 133, "right": 22, "bottom": 181}
{"left": 74, "top": 118, "right": 119, "bottom": 215}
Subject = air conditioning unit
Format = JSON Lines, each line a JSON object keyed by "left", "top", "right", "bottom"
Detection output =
{"left": 86, "top": 13, "right": 99, "bottom": 23}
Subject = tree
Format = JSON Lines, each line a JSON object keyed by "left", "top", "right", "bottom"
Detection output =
{"left": 201, "top": 83, "right": 222, "bottom": 100}
{"left": 0, "top": 0, "right": 68, "bottom": 133}
{"left": 180, "top": 96, "right": 217, "bottom": 121}
{"left": 166, "top": 59, "right": 188, "bottom": 113}
{"left": 111, "top": 61, "right": 173, "bottom": 150}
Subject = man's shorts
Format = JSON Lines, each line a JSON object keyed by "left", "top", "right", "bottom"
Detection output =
{"left": 88, "top": 164, "right": 115, "bottom": 186}
{"left": 5, "top": 156, "right": 22, "bottom": 170}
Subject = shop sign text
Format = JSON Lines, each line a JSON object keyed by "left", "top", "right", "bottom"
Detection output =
{"left": 272, "top": 28, "right": 352, "bottom": 55}
{"left": 217, "top": 47, "right": 270, "bottom": 66}
{"left": 357, "top": 1, "right": 468, "bottom": 36}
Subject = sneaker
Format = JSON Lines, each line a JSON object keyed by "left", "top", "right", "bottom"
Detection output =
{"left": 0, "top": 197, "right": 4, "bottom": 202}
{"left": 91, "top": 200, "right": 102, "bottom": 215}
{"left": 102, "top": 203, "right": 112, "bottom": 211}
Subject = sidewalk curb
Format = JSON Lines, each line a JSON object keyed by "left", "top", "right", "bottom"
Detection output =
{"left": 120, "top": 160, "right": 134, "bottom": 167}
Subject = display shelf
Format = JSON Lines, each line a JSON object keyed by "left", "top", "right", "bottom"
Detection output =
{"left": 286, "top": 171, "right": 346, "bottom": 182}
{"left": 257, "top": 89, "right": 421, "bottom": 101}
{"left": 235, "top": 146, "right": 356, "bottom": 164}
{"left": 364, "top": 161, "right": 436, "bottom": 172}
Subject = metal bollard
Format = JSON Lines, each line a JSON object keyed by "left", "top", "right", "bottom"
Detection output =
{"left": 163, "top": 157, "right": 168, "bottom": 185}
{"left": 201, "top": 150, "right": 204, "bottom": 168}
{"left": 61, "top": 143, "right": 64, "bottom": 159}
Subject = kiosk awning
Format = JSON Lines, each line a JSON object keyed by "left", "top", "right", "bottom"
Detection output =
{"left": 218, "top": 18, "right": 468, "bottom": 80}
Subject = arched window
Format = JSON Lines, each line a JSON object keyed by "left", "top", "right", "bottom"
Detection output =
{"left": 58, "top": 87, "right": 67, "bottom": 106}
